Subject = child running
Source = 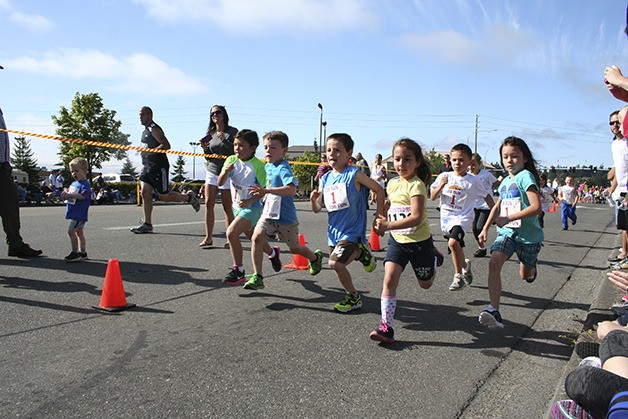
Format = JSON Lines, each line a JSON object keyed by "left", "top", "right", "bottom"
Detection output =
{"left": 311, "top": 133, "right": 385, "bottom": 313}
{"left": 244, "top": 131, "right": 322, "bottom": 290}
{"left": 469, "top": 153, "right": 498, "bottom": 258}
{"left": 558, "top": 176, "right": 578, "bottom": 230}
{"left": 369, "top": 138, "right": 439, "bottom": 343}
{"left": 430, "top": 144, "right": 494, "bottom": 291}
{"left": 477, "top": 136, "right": 543, "bottom": 330}
{"left": 218, "top": 129, "right": 281, "bottom": 285}
{"left": 60, "top": 157, "right": 91, "bottom": 262}
{"left": 538, "top": 173, "right": 556, "bottom": 229}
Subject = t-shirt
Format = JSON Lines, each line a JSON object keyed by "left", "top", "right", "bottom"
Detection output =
{"left": 612, "top": 138, "right": 628, "bottom": 200}
{"left": 263, "top": 159, "right": 297, "bottom": 225}
{"left": 495, "top": 170, "right": 543, "bottom": 244}
{"left": 204, "top": 126, "right": 238, "bottom": 175}
{"left": 431, "top": 172, "right": 491, "bottom": 234}
{"left": 386, "top": 175, "right": 430, "bottom": 243}
{"left": 539, "top": 185, "right": 554, "bottom": 212}
{"left": 470, "top": 169, "right": 497, "bottom": 210}
{"left": 560, "top": 185, "right": 576, "bottom": 205}
{"left": 140, "top": 121, "right": 169, "bottom": 168}
{"left": 320, "top": 166, "right": 368, "bottom": 246}
{"left": 65, "top": 179, "right": 91, "bottom": 222}
{"left": 220, "top": 155, "right": 266, "bottom": 211}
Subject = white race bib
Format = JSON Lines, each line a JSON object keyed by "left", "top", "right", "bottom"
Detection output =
{"left": 231, "top": 182, "right": 249, "bottom": 210}
{"left": 500, "top": 197, "right": 521, "bottom": 228}
{"left": 387, "top": 205, "right": 416, "bottom": 234}
{"left": 262, "top": 194, "right": 281, "bottom": 220}
{"left": 323, "top": 183, "right": 350, "bottom": 212}
{"left": 66, "top": 185, "right": 79, "bottom": 205}
{"left": 441, "top": 186, "right": 466, "bottom": 211}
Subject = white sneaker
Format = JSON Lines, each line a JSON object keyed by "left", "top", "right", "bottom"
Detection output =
{"left": 462, "top": 258, "right": 473, "bottom": 285}
{"left": 448, "top": 273, "right": 465, "bottom": 291}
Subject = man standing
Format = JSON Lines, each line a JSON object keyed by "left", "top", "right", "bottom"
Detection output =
{"left": 0, "top": 65, "right": 42, "bottom": 257}
{"left": 130, "top": 106, "right": 200, "bottom": 233}
{"left": 609, "top": 109, "right": 628, "bottom": 267}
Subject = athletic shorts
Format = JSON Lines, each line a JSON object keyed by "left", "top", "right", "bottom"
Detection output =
{"left": 205, "top": 171, "right": 230, "bottom": 190}
{"left": 444, "top": 225, "right": 465, "bottom": 248}
{"left": 490, "top": 234, "right": 542, "bottom": 269}
{"left": 234, "top": 206, "right": 263, "bottom": 227}
{"left": 140, "top": 166, "right": 169, "bottom": 194}
{"left": 255, "top": 218, "right": 300, "bottom": 248}
{"left": 385, "top": 235, "right": 436, "bottom": 281}
{"left": 329, "top": 240, "right": 360, "bottom": 265}
{"left": 68, "top": 220, "right": 87, "bottom": 230}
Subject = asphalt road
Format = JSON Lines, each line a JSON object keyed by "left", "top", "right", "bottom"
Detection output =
{"left": 0, "top": 199, "right": 618, "bottom": 418}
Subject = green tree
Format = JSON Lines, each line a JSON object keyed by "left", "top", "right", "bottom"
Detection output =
{"left": 52, "top": 92, "right": 130, "bottom": 181}
{"left": 171, "top": 155, "right": 187, "bottom": 183}
{"left": 10, "top": 135, "right": 40, "bottom": 183}
{"left": 290, "top": 151, "right": 319, "bottom": 193}
{"left": 425, "top": 148, "right": 444, "bottom": 175}
{"left": 120, "top": 157, "right": 139, "bottom": 178}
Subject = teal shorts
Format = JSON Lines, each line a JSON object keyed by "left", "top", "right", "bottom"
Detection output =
{"left": 234, "top": 206, "right": 263, "bottom": 226}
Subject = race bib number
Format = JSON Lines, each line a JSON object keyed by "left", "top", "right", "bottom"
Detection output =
{"left": 500, "top": 198, "right": 521, "bottom": 227}
{"left": 65, "top": 185, "right": 79, "bottom": 205}
{"left": 262, "top": 194, "right": 281, "bottom": 219}
{"left": 231, "top": 182, "right": 249, "bottom": 210}
{"left": 387, "top": 205, "right": 416, "bottom": 234}
{"left": 323, "top": 183, "right": 349, "bottom": 212}
{"left": 441, "top": 186, "right": 466, "bottom": 211}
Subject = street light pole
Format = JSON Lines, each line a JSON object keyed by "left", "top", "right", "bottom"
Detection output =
{"left": 189, "top": 142, "right": 199, "bottom": 179}
{"left": 317, "top": 103, "right": 323, "bottom": 158}
{"left": 322, "top": 121, "right": 327, "bottom": 150}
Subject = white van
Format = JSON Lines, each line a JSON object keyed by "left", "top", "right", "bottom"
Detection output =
{"left": 101, "top": 173, "right": 136, "bottom": 183}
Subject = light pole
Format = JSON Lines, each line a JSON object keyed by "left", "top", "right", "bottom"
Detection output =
{"left": 317, "top": 103, "right": 323, "bottom": 157}
{"left": 189, "top": 142, "right": 199, "bottom": 179}
{"left": 322, "top": 121, "right": 327, "bottom": 149}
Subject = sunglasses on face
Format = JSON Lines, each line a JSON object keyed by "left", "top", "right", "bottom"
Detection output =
{"left": 611, "top": 120, "right": 620, "bottom": 126}
{"left": 211, "top": 110, "right": 223, "bottom": 116}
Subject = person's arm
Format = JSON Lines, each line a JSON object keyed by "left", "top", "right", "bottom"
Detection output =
{"left": 217, "top": 159, "right": 235, "bottom": 187}
{"left": 483, "top": 194, "right": 495, "bottom": 209}
{"left": 478, "top": 197, "right": 501, "bottom": 243}
{"left": 310, "top": 183, "right": 323, "bottom": 213}
{"left": 374, "top": 194, "right": 423, "bottom": 235}
{"left": 150, "top": 125, "right": 171, "bottom": 150}
{"left": 605, "top": 65, "right": 628, "bottom": 101}
{"left": 495, "top": 186, "right": 541, "bottom": 227}
{"left": 573, "top": 192, "right": 579, "bottom": 207}
{"left": 356, "top": 171, "right": 385, "bottom": 218}
{"left": 557, "top": 187, "right": 564, "bottom": 201}
{"left": 430, "top": 174, "right": 447, "bottom": 201}
{"left": 249, "top": 183, "right": 296, "bottom": 198}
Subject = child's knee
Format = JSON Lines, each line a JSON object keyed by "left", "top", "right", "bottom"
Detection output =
{"left": 418, "top": 278, "right": 434, "bottom": 289}
{"left": 328, "top": 259, "right": 345, "bottom": 271}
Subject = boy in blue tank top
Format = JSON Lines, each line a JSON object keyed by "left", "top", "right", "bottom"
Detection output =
{"left": 311, "top": 133, "right": 385, "bottom": 313}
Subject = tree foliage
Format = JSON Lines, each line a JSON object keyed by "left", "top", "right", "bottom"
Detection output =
{"left": 120, "top": 157, "right": 139, "bottom": 178}
{"left": 171, "top": 155, "right": 187, "bottom": 183}
{"left": 52, "top": 92, "right": 130, "bottom": 180}
{"left": 290, "top": 151, "right": 320, "bottom": 193}
{"left": 425, "top": 148, "right": 444, "bottom": 175}
{"left": 10, "top": 135, "right": 40, "bottom": 183}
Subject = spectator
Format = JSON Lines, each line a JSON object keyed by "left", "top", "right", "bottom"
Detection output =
{"left": 439, "top": 154, "right": 453, "bottom": 173}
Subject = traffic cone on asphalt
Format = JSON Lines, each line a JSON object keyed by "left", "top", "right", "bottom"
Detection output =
{"left": 286, "top": 234, "right": 309, "bottom": 270}
{"left": 551, "top": 203, "right": 557, "bottom": 213}
{"left": 368, "top": 227, "right": 382, "bottom": 251}
{"left": 94, "top": 259, "right": 136, "bottom": 312}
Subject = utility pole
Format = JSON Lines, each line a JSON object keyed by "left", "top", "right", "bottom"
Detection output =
{"left": 474, "top": 114, "right": 479, "bottom": 154}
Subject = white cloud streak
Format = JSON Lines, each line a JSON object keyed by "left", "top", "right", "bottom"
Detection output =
{"left": 10, "top": 11, "right": 55, "bottom": 33}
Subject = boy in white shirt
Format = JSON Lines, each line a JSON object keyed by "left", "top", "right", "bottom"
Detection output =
{"left": 558, "top": 176, "right": 578, "bottom": 230}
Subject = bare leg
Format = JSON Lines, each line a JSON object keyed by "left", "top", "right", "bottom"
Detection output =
{"left": 76, "top": 228, "right": 86, "bottom": 252}
{"left": 140, "top": 182, "right": 154, "bottom": 224}
{"left": 448, "top": 238, "right": 467, "bottom": 274}
{"left": 203, "top": 184, "right": 218, "bottom": 244}
{"left": 487, "top": 251, "right": 508, "bottom": 309}
{"left": 220, "top": 189, "right": 235, "bottom": 231}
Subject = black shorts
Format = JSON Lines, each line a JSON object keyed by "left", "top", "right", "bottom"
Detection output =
{"left": 140, "top": 166, "right": 169, "bottom": 194}
{"left": 444, "top": 225, "right": 465, "bottom": 248}
{"left": 384, "top": 235, "right": 436, "bottom": 281}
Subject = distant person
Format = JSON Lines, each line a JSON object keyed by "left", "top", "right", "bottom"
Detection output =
{"left": 469, "top": 153, "right": 498, "bottom": 257}
{"left": 15, "top": 181, "right": 27, "bottom": 202}
{"left": 609, "top": 109, "right": 628, "bottom": 267}
{"left": 0, "top": 72, "right": 42, "bottom": 258}
{"left": 370, "top": 153, "right": 387, "bottom": 205}
{"left": 198, "top": 105, "right": 237, "bottom": 248}
{"left": 439, "top": 154, "right": 453, "bottom": 173}
{"left": 538, "top": 174, "right": 556, "bottom": 229}
{"left": 60, "top": 157, "right": 91, "bottom": 262}
{"left": 558, "top": 176, "right": 578, "bottom": 230}
{"left": 130, "top": 106, "right": 200, "bottom": 234}
{"left": 55, "top": 171, "right": 64, "bottom": 193}
{"left": 477, "top": 136, "right": 543, "bottom": 331}
{"left": 354, "top": 152, "right": 370, "bottom": 177}
{"left": 315, "top": 154, "right": 332, "bottom": 183}
{"left": 311, "top": 133, "right": 384, "bottom": 313}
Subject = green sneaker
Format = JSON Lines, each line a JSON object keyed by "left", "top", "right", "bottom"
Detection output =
{"left": 309, "top": 249, "right": 323, "bottom": 276}
{"left": 334, "top": 293, "right": 363, "bottom": 313}
{"left": 243, "top": 273, "right": 264, "bottom": 290}
{"left": 358, "top": 243, "right": 376, "bottom": 273}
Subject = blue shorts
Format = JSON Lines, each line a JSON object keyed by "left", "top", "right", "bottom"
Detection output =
{"left": 234, "top": 206, "right": 263, "bottom": 226}
{"left": 490, "top": 234, "right": 541, "bottom": 269}
{"left": 384, "top": 235, "right": 436, "bottom": 281}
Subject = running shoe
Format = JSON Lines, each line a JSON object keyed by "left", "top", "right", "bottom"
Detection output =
{"left": 369, "top": 320, "right": 395, "bottom": 343}
{"left": 610, "top": 258, "right": 628, "bottom": 270}
{"left": 448, "top": 273, "right": 465, "bottom": 291}
{"left": 309, "top": 249, "right": 323, "bottom": 276}
{"left": 525, "top": 264, "right": 538, "bottom": 283}
{"left": 334, "top": 293, "right": 363, "bottom": 313}
{"left": 79, "top": 252, "right": 88, "bottom": 260}
{"left": 357, "top": 243, "right": 376, "bottom": 273}
{"left": 269, "top": 246, "right": 282, "bottom": 272}
{"left": 462, "top": 258, "right": 473, "bottom": 285}
{"left": 223, "top": 266, "right": 246, "bottom": 286}
{"left": 243, "top": 273, "right": 264, "bottom": 290}
{"left": 64, "top": 251, "right": 81, "bottom": 262}
{"left": 479, "top": 307, "right": 504, "bottom": 330}
{"left": 131, "top": 223, "right": 153, "bottom": 234}
{"left": 473, "top": 248, "right": 487, "bottom": 258}
{"left": 187, "top": 191, "right": 200, "bottom": 212}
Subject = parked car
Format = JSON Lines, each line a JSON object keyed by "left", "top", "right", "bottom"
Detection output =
{"left": 102, "top": 173, "right": 136, "bottom": 183}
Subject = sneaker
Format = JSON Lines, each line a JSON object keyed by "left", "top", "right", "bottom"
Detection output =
{"left": 611, "top": 258, "right": 628, "bottom": 270}
{"left": 434, "top": 247, "right": 444, "bottom": 267}
{"left": 309, "top": 249, "right": 323, "bottom": 276}
{"left": 551, "top": 399, "right": 595, "bottom": 419}
{"left": 334, "top": 293, "right": 363, "bottom": 313}
{"left": 243, "top": 273, "right": 264, "bottom": 290}
{"left": 358, "top": 243, "right": 376, "bottom": 272}
{"left": 473, "top": 248, "right": 487, "bottom": 258}
{"left": 448, "top": 273, "right": 465, "bottom": 291}
{"left": 525, "top": 264, "right": 537, "bottom": 283}
{"left": 369, "top": 320, "right": 395, "bottom": 344}
{"left": 223, "top": 266, "right": 246, "bottom": 285}
{"left": 187, "top": 191, "right": 200, "bottom": 212}
{"left": 462, "top": 259, "right": 473, "bottom": 285}
{"left": 562, "top": 226, "right": 568, "bottom": 231}
{"left": 79, "top": 252, "right": 88, "bottom": 260}
{"left": 479, "top": 307, "right": 504, "bottom": 330}
{"left": 64, "top": 251, "right": 81, "bottom": 262}
{"left": 609, "top": 255, "right": 626, "bottom": 263}
{"left": 131, "top": 223, "right": 153, "bottom": 234}
{"left": 572, "top": 218, "right": 577, "bottom": 226}
{"left": 269, "top": 246, "right": 282, "bottom": 272}
{"left": 7, "top": 244, "right": 43, "bottom": 258}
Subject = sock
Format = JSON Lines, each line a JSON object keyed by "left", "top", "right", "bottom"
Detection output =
{"left": 486, "top": 304, "right": 497, "bottom": 312}
{"left": 235, "top": 265, "right": 244, "bottom": 273}
{"left": 268, "top": 248, "right": 276, "bottom": 258}
{"left": 478, "top": 247, "right": 486, "bottom": 250}
{"left": 350, "top": 291, "right": 359, "bottom": 298}
{"left": 381, "top": 295, "right": 397, "bottom": 328}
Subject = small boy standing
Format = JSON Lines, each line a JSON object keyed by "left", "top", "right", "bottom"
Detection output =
{"left": 60, "top": 157, "right": 91, "bottom": 262}
{"left": 558, "top": 176, "right": 578, "bottom": 230}
{"left": 244, "top": 131, "right": 323, "bottom": 290}
{"left": 311, "top": 133, "right": 385, "bottom": 313}
{"left": 430, "top": 144, "right": 493, "bottom": 291}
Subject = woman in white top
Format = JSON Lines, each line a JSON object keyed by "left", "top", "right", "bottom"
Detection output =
{"left": 469, "top": 153, "right": 498, "bottom": 257}
{"left": 370, "top": 154, "right": 386, "bottom": 205}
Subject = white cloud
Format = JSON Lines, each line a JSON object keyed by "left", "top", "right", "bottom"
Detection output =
{"left": 8, "top": 49, "right": 206, "bottom": 97}
{"left": 10, "top": 11, "right": 55, "bottom": 33}
{"left": 400, "top": 30, "right": 483, "bottom": 65}
{"left": 134, "top": 0, "right": 377, "bottom": 34}
{"left": 9, "top": 113, "right": 60, "bottom": 169}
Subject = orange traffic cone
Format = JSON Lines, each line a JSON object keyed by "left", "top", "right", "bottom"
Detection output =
{"left": 368, "top": 227, "right": 382, "bottom": 251}
{"left": 286, "top": 234, "right": 309, "bottom": 270}
{"left": 94, "top": 259, "right": 136, "bottom": 312}
{"left": 551, "top": 203, "right": 557, "bottom": 213}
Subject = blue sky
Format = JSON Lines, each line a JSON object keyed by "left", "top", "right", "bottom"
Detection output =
{"left": 2, "top": 0, "right": 628, "bottom": 177}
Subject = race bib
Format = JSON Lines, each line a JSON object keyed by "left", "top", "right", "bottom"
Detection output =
{"left": 323, "top": 183, "right": 349, "bottom": 212}
{"left": 441, "top": 186, "right": 466, "bottom": 211}
{"left": 387, "top": 205, "right": 416, "bottom": 234}
{"left": 500, "top": 197, "right": 521, "bottom": 228}
{"left": 65, "top": 185, "right": 79, "bottom": 205}
{"left": 231, "top": 182, "right": 249, "bottom": 210}
{"left": 262, "top": 194, "right": 281, "bottom": 219}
